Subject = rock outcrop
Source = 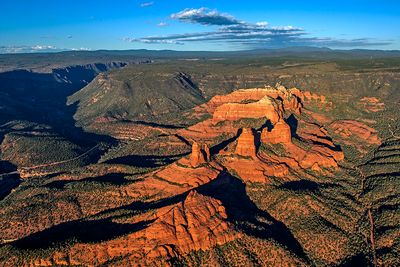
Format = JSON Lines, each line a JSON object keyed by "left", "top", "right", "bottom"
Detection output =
{"left": 235, "top": 128, "right": 257, "bottom": 158}
{"left": 283, "top": 94, "right": 302, "bottom": 114}
{"left": 212, "top": 96, "right": 284, "bottom": 124}
{"left": 145, "top": 190, "right": 237, "bottom": 256}
{"left": 330, "top": 120, "right": 380, "bottom": 145}
{"left": 202, "top": 143, "right": 211, "bottom": 161}
{"left": 358, "top": 97, "right": 385, "bottom": 112}
{"left": 303, "top": 91, "right": 326, "bottom": 102}
{"left": 190, "top": 142, "right": 210, "bottom": 167}
{"left": 261, "top": 119, "right": 292, "bottom": 144}
{"left": 36, "top": 190, "right": 238, "bottom": 266}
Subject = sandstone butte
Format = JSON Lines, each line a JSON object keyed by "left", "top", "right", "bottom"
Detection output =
{"left": 261, "top": 118, "right": 292, "bottom": 144}
{"left": 194, "top": 85, "right": 302, "bottom": 116}
{"left": 190, "top": 142, "right": 210, "bottom": 167}
{"left": 235, "top": 128, "right": 257, "bottom": 158}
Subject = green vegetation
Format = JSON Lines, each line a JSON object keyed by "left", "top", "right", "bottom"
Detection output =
{"left": 259, "top": 143, "right": 286, "bottom": 157}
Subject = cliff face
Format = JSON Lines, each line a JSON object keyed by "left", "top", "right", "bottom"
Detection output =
{"left": 190, "top": 142, "right": 210, "bottom": 167}
{"left": 212, "top": 96, "right": 284, "bottom": 124}
{"left": 235, "top": 128, "right": 257, "bottom": 158}
{"left": 261, "top": 119, "right": 292, "bottom": 144}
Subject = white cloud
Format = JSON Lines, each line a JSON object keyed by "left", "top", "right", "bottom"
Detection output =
{"left": 125, "top": 7, "right": 390, "bottom": 49}
{"left": 157, "top": 22, "right": 168, "bottom": 27}
{"left": 0, "top": 45, "right": 92, "bottom": 54}
{"left": 171, "top": 7, "right": 240, "bottom": 26}
{"left": 140, "top": 1, "right": 154, "bottom": 8}
{"left": 255, "top": 21, "right": 268, "bottom": 27}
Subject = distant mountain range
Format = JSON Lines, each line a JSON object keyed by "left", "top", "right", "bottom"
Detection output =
{"left": 1, "top": 46, "right": 400, "bottom": 73}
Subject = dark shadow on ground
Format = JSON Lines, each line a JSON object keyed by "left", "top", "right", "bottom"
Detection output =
{"left": 44, "top": 173, "right": 140, "bottom": 189}
{"left": 11, "top": 168, "right": 309, "bottom": 262}
{"left": 12, "top": 218, "right": 154, "bottom": 249}
{"left": 279, "top": 180, "right": 321, "bottom": 192}
{"left": 131, "top": 120, "right": 186, "bottom": 129}
{"left": 0, "top": 161, "right": 21, "bottom": 200}
{"left": 286, "top": 114, "right": 298, "bottom": 137}
{"left": 0, "top": 160, "right": 17, "bottom": 173}
{"left": 104, "top": 153, "right": 188, "bottom": 168}
{"left": 257, "top": 119, "right": 274, "bottom": 132}
{"left": 196, "top": 170, "right": 311, "bottom": 263}
{"left": 337, "top": 253, "right": 370, "bottom": 267}
{"left": 210, "top": 130, "right": 240, "bottom": 155}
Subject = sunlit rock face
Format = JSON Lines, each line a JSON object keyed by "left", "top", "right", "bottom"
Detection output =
{"left": 212, "top": 96, "right": 284, "bottom": 124}
{"left": 261, "top": 119, "right": 292, "bottom": 145}
{"left": 235, "top": 128, "right": 257, "bottom": 158}
{"left": 190, "top": 142, "right": 211, "bottom": 167}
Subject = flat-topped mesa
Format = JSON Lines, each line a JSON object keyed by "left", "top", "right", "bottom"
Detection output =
{"left": 190, "top": 142, "right": 210, "bottom": 167}
{"left": 261, "top": 118, "right": 292, "bottom": 144}
{"left": 212, "top": 96, "right": 284, "bottom": 124}
{"left": 235, "top": 128, "right": 257, "bottom": 158}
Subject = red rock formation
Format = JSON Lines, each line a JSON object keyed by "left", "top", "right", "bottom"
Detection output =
{"left": 288, "top": 87, "right": 304, "bottom": 100}
{"left": 190, "top": 142, "right": 208, "bottom": 167}
{"left": 303, "top": 91, "right": 326, "bottom": 102}
{"left": 199, "top": 88, "right": 283, "bottom": 114}
{"left": 212, "top": 96, "right": 283, "bottom": 124}
{"left": 37, "top": 190, "right": 238, "bottom": 266}
{"left": 224, "top": 158, "right": 291, "bottom": 183}
{"left": 202, "top": 143, "right": 211, "bottom": 161}
{"left": 261, "top": 119, "right": 292, "bottom": 144}
{"left": 181, "top": 86, "right": 306, "bottom": 143}
{"left": 145, "top": 190, "right": 237, "bottom": 255}
{"left": 359, "top": 97, "right": 385, "bottom": 112}
{"left": 330, "top": 120, "right": 380, "bottom": 145}
{"left": 235, "top": 128, "right": 257, "bottom": 158}
{"left": 283, "top": 94, "right": 302, "bottom": 114}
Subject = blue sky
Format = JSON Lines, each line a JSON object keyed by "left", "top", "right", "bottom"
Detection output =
{"left": 0, "top": 0, "right": 399, "bottom": 53}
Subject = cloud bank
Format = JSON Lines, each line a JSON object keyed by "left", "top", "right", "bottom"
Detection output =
{"left": 0, "top": 45, "right": 90, "bottom": 54}
{"left": 126, "top": 7, "right": 391, "bottom": 49}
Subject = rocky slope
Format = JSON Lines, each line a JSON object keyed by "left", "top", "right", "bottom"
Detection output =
{"left": 68, "top": 71, "right": 205, "bottom": 126}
